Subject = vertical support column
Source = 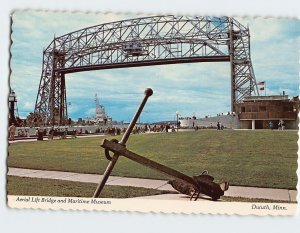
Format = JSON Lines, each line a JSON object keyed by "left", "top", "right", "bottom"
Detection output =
{"left": 49, "top": 38, "right": 67, "bottom": 126}
{"left": 229, "top": 19, "right": 235, "bottom": 113}
{"left": 49, "top": 38, "right": 57, "bottom": 126}
{"left": 252, "top": 120, "right": 255, "bottom": 130}
{"left": 49, "top": 74, "right": 56, "bottom": 126}
{"left": 247, "top": 31, "right": 259, "bottom": 96}
{"left": 59, "top": 73, "right": 67, "bottom": 125}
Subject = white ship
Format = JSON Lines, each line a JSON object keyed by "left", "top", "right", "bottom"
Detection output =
{"left": 90, "top": 94, "right": 112, "bottom": 125}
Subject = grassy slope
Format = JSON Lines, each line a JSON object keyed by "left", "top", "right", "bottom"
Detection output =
{"left": 8, "top": 130, "right": 298, "bottom": 189}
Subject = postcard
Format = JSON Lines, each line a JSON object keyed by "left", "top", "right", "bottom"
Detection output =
{"left": 7, "top": 11, "right": 299, "bottom": 215}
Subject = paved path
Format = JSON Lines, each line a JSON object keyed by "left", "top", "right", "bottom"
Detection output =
{"left": 7, "top": 167, "right": 297, "bottom": 202}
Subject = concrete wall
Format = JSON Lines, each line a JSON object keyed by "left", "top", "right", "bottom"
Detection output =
{"left": 239, "top": 120, "right": 252, "bottom": 129}
{"left": 180, "top": 115, "right": 240, "bottom": 129}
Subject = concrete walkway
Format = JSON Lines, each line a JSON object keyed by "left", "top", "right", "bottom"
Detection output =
{"left": 7, "top": 167, "right": 297, "bottom": 202}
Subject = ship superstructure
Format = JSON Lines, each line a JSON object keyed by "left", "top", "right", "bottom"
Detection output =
{"left": 90, "top": 94, "right": 112, "bottom": 125}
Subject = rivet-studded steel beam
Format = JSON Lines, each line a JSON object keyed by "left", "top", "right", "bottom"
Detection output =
{"left": 34, "top": 15, "right": 258, "bottom": 125}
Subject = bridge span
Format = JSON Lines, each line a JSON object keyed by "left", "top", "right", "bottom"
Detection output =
{"left": 34, "top": 15, "right": 258, "bottom": 125}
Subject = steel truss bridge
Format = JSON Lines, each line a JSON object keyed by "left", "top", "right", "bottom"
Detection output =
{"left": 34, "top": 15, "right": 258, "bottom": 125}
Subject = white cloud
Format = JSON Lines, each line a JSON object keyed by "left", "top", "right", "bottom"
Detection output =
{"left": 23, "top": 101, "right": 34, "bottom": 109}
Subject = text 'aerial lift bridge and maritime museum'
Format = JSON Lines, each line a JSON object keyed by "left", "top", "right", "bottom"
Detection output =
{"left": 32, "top": 15, "right": 298, "bottom": 129}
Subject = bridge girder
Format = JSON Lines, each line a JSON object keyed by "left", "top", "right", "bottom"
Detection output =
{"left": 34, "top": 15, "right": 258, "bottom": 125}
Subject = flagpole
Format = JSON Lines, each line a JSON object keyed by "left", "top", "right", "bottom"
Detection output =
{"left": 257, "top": 81, "right": 266, "bottom": 96}
{"left": 265, "top": 81, "right": 266, "bottom": 96}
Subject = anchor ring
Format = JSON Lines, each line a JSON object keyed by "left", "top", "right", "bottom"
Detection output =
{"left": 104, "top": 138, "right": 119, "bottom": 161}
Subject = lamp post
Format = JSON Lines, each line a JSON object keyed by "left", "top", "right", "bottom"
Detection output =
{"left": 176, "top": 111, "right": 180, "bottom": 132}
{"left": 9, "top": 90, "right": 17, "bottom": 125}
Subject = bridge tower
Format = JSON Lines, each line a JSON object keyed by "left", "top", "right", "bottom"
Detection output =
{"left": 35, "top": 44, "right": 67, "bottom": 126}
{"left": 229, "top": 18, "right": 256, "bottom": 112}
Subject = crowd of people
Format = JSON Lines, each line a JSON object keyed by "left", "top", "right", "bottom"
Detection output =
{"left": 216, "top": 122, "right": 225, "bottom": 130}
{"left": 7, "top": 123, "right": 181, "bottom": 141}
{"left": 269, "top": 120, "right": 286, "bottom": 130}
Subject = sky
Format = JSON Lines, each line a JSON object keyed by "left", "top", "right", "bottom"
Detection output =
{"left": 10, "top": 11, "right": 300, "bottom": 123}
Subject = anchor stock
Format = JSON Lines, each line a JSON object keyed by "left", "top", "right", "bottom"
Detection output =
{"left": 101, "top": 139, "right": 198, "bottom": 187}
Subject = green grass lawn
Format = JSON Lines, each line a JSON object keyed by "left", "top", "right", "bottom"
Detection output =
{"left": 7, "top": 176, "right": 173, "bottom": 198}
{"left": 8, "top": 130, "right": 298, "bottom": 189}
{"left": 7, "top": 176, "right": 294, "bottom": 203}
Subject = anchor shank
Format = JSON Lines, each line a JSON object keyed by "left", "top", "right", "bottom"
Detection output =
{"left": 101, "top": 139, "right": 198, "bottom": 187}
{"left": 119, "top": 88, "right": 153, "bottom": 145}
{"left": 92, "top": 153, "right": 120, "bottom": 198}
{"left": 93, "top": 88, "right": 153, "bottom": 198}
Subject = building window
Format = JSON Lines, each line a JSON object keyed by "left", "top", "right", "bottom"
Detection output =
{"left": 252, "top": 105, "right": 258, "bottom": 112}
{"left": 259, "top": 106, "right": 266, "bottom": 112}
{"left": 283, "top": 105, "right": 293, "bottom": 112}
{"left": 245, "top": 106, "right": 252, "bottom": 112}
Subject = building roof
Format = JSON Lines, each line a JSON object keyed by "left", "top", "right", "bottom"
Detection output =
{"left": 243, "top": 95, "right": 289, "bottom": 102}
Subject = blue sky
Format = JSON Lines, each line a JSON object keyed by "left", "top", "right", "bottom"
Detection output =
{"left": 10, "top": 11, "right": 299, "bottom": 123}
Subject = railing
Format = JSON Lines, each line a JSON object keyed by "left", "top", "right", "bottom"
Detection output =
{"left": 238, "top": 111, "right": 297, "bottom": 120}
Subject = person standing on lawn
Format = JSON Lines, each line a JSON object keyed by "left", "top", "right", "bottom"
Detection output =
{"left": 8, "top": 123, "right": 16, "bottom": 141}
{"left": 269, "top": 121, "right": 273, "bottom": 130}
